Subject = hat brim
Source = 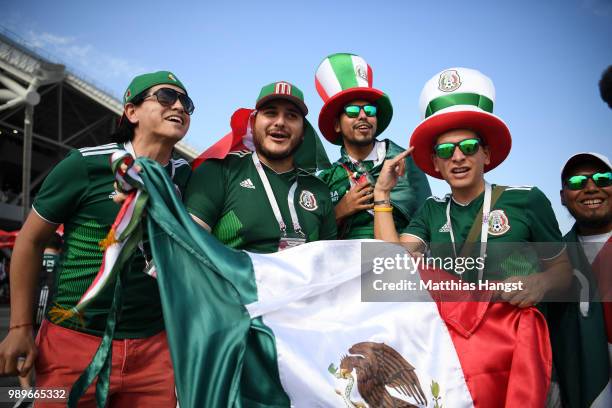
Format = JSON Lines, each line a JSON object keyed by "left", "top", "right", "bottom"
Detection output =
{"left": 318, "top": 88, "right": 392, "bottom": 145}
{"left": 255, "top": 94, "right": 308, "bottom": 116}
{"left": 410, "top": 110, "right": 512, "bottom": 179}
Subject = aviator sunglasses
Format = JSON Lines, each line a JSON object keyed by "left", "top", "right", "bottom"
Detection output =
{"left": 434, "top": 138, "right": 481, "bottom": 159}
{"left": 343, "top": 104, "right": 377, "bottom": 118}
{"left": 565, "top": 172, "right": 612, "bottom": 190}
{"left": 142, "top": 87, "right": 195, "bottom": 115}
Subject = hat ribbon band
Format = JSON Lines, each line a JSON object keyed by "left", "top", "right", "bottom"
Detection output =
{"left": 425, "top": 93, "right": 494, "bottom": 118}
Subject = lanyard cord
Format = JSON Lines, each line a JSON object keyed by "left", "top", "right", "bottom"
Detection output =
{"left": 446, "top": 182, "right": 492, "bottom": 280}
{"left": 252, "top": 152, "right": 303, "bottom": 236}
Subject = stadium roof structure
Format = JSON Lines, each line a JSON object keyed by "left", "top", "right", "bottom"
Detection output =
{"left": 0, "top": 28, "right": 199, "bottom": 229}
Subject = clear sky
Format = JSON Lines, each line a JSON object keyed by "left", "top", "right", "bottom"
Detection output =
{"left": 3, "top": 0, "right": 612, "bottom": 233}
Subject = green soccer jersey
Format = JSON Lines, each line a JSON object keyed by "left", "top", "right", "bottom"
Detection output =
{"left": 184, "top": 151, "right": 337, "bottom": 254}
{"left": 318, "top": 139, "right": 431, "bottom": 239}
{"left": 33, "top": 142, "right": 191, "bottom": 338}
{"left": 402, "top": 185, "right": 565, "bottom": 281}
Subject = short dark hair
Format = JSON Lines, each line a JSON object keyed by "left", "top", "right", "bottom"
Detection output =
{"left": 110, "top": 91, "right": 147, "bottom": 143}
{"left": 599, "top": 65, "right": 612, "bottom": 109}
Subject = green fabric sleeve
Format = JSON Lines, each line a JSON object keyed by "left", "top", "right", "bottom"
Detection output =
{"left": 32, "top": 150, "right": 88, "bottom": 224}
{"left": 400, "top": 199, "right": 432, "bottom": 243}
{"left": 526, "top": 187, "right": 564, "bottom": 259}
{"left": 183, "top": 160, "right": 226, "bottom": 228}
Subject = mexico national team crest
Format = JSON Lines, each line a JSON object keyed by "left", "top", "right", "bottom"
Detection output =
{"left": 168, "top": 73, "right": 177, "bottom": 82}
{"left": 438, "top": 69, "right": 462, "bottom": 92}
{"left": 299, "top": 190, "right": 318, "bottom": 211}
{"left": 488, "top": 209, "right": 511, "bottom": 236}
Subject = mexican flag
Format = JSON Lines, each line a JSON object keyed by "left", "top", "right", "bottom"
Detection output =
{"left": 101, "top": 159, "right": 553, "bottom": 407}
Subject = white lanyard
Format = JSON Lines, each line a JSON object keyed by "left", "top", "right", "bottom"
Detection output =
{"left": 252, "top": 152, "right": 303, "bottom": 237}
{"left": 446, "top": 182, "right": 492, "bottom": 280}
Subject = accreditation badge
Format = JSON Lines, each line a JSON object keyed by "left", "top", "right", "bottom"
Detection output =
{"left": 278, "top": 233, "right": 306, "bottom": 251}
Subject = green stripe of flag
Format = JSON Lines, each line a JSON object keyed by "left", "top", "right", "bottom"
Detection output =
{"left": 329, "top": 53, "right": 359, "bottom": 90}
{"left": 140, "top": 158, "right": 286, "bottom": 407}
{"left": 425, "top": 93, "right": 494, "bottom": 118}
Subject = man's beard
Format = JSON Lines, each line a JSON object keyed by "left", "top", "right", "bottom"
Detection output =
{"left": 570, "top": 208, "right": 612, "bottom": 230}
{"left": 254, "top": 135, "right": 303, "bottom": 161}
{"left": 347, "top": 136, "right": 375, "bottom": 147}
{"left": 344, "top": 122, "right": 375, "bottom": 147}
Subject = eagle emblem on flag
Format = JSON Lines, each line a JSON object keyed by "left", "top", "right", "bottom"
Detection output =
{"left": 329, "top": 342, "right": 427, "bottom": 407}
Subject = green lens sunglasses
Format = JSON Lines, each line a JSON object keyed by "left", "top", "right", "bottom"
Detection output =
{"left": 565, "top": 172, "right": 612, "bottom": 190}
{"left": 434, "top": 138, "right": 481, "bottom": 159}
{"left": 343, "top": 104, "right": 377, "bottom": 118}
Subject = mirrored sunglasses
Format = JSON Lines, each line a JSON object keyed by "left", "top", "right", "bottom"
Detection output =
{"left": 343, "top": 104, "right": 377, "bottom": 118}
{"left": 565, "top": 172, "right": 612, "bottom": 190}
{"left": 434, "top": 138, "right": 481, "bottom": 159}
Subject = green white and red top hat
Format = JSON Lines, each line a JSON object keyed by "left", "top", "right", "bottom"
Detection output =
{"left": 315, "top": 53, "right": 393, "bottom": 145}
{"left": 410, "top": 67, "right": 512, "bottom": 179}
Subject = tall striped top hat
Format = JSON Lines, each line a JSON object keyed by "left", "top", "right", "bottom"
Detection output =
{"left": 410, "top": 67, "right": 512, "bottom": 178}
{"left": 315, "top": 53, "right": 393, "bottom": 145}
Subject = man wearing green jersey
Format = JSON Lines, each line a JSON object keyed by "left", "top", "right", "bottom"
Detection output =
{"left": 315, "top": 53, "right": 431, "bottom": 239}
{"left": 183, "top": 81, "right": 336, "bottom": 406}
{"left": 373, "top": 67, "right": 572, "bottom": 308}
{"left": 184, "top": 81, "right": 336, "bottom": 253}
{"left": 549, "top": 152, "right": 611, "bottom": 408}
{"left": 0, "top": 71, "right": 193, "bottom": 406}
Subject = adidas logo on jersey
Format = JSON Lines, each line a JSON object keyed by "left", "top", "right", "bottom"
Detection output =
{"left": 438, "top": 222, "right": 450, "bottom": 233}
{"left": 240, "top": 178, "right": 255, "bottom": 189}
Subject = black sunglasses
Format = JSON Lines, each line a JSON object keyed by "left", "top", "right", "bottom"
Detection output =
{"left": 142, "top": 88, "right": 195, "bottom": 115}
{"left": 565, "top": 172, "right": 612, "bottom": 190}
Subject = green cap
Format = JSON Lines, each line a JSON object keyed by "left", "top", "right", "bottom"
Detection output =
{"left": 255, "top": 81, "right": 308, "bottom": 115}
{"left": 123, "top": 71, "right": 187, "bottom": 104}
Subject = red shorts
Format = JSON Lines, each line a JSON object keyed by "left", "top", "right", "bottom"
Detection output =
{"left": 34, "top": 320, "right": 176, "bottom": 407}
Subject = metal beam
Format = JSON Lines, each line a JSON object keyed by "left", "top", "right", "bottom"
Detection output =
{"left": 62, "top": 115, "right": 110, "bottom": 145}
{"left": 0, "top": 104, "right": 22, "bottom": 122}
{"left": 64, "top": 89, "right": 113, "bottom": 145}
{"left": 0, "top": 89, "right": 17, "bottom": 101}
{"left": 0, "top": 82, "right": 59, "bottom": 122}
{"left": 57, "top": 82, "right": 63, "bottom": 141}
{"left": 21, "top": 104, "right": 33, "bottom": 220}
{"left": 0, "top": 120, "right": 72, "bottom": 151}
{"left": 9, "top": 164, "right": 54, "bottom": 205}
